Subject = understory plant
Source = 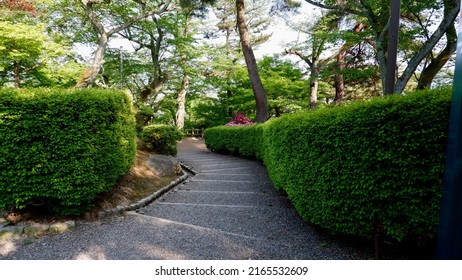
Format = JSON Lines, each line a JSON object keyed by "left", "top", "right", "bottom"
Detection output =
{"left": 226, "top": 113, "right": 254, "bottom": 126}
{"left": 141, "top": 124, "right": 183, "bottom": 156}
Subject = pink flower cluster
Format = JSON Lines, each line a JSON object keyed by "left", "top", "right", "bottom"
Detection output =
{"left": 3, "top": 0, "right": 37, "bottom": 15}
{"left": 226, "top": 113, "right": 254, "bottom": 126}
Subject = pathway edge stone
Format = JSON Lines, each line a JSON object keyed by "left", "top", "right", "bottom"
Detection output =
{"left": 0, "top": 157, "right": 192, "bottom": 241}
{"left": 98, "top": 170, "right": 189, "bottom": 218}
{"left": 179, "top": 162, "right": 198, "bottom": 175}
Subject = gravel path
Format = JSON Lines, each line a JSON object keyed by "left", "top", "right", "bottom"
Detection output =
{"left": 0, "top": 138, "right": 370, "bottom": 260}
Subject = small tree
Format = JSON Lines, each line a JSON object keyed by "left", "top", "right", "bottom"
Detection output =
{"left": 0, "top": 21, "right": 65, "bottom": 88}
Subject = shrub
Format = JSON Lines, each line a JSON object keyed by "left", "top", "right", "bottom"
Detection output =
{"left": 0, "top": 88, "right": 136, "bottom": 215}
{"left": 141, "top": 124, "right": 183, "bottom": 156}
{"left": 204, "top": 87, "right": 451, "bottom": 242}
{"left": 226, "top": 113, "right": 254, "bottom": 126}
{"left": 204, "top": 124, "right": 264, "bottom": 159}
{"left": 134, "top": 103, "right": 154, "bottom": 133}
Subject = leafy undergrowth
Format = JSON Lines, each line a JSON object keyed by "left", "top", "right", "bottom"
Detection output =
{"left": 1, "top": 145, "right": 180, "bottom": 224}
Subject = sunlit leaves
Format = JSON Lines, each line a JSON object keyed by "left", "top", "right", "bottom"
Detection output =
{"left": 0, "top": 88, "right": 136, "bottom": 215}
{"left": 0, "top": 20, "right": 68, "bottom": 87}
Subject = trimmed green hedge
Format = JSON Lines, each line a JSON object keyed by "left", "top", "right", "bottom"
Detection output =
{"left": 204, "top": 124, "right": 265, "bottom": 159}
{"left": 0, "top": 88, "right": 136, "bottom": 215}
{"left": 141, "top": 124, "right": 183, "bottom": 156}
{"left": 204, "top": 88, "right": 451, "bottom": 241}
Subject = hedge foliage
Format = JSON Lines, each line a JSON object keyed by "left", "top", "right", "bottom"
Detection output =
{"left": 0, "top": 88, "right": 136, "bottom": 215}
{"left": 204, "top": 87, "right": 451, "bottom": 241}
{"left": 141, "top": 124, "right": 183, "bottom": 156}
{"left": 204, "top": 124, "right": 265, "bottom": 159}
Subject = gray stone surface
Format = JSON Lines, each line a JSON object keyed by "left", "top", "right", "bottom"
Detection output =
{"left": 65, "top": 220, "right": 76, "bottom": 229}
{"left": 0, "top": 221, "right": 10, "bottom": 229}
{"left": 145, "top": 154, "right": 181, "bottom": 176}
{"left": 0, "top": 226, "right": 25, "bottom": 240}
{"left": 0, "top": 220, "right": 76, "bottom": 241}
{"left": 24, "top": 224, "right": 50, "bottom": 236}
{"left": 49, "top": 221, "right": 75, "bottom": 233}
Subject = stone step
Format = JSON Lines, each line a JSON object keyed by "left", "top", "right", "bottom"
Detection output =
{"left": 177, "top": 179, "right": 272, "bottom": 192}
{"left": 157, "top": 189, "right": 280, "bottom": 207}
{"left": 142, "top": 202, "right": 310, "bottom": 244}
{"left": 201, "top": 167, "right": 255, "bottom": 173}
{"left": 193, "top": 173, "right": 259, "bottom": 181}
{"left": 121, "top": 212, "right": 311, "bottom": 260}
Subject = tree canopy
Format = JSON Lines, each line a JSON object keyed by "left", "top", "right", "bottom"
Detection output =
{"left": 0, "top": 0, "right": 458, "bottom": 126}
{"left": 0, "top": 0, "right": 70, "bottom": 87}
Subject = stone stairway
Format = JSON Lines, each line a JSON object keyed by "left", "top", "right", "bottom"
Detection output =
{"left": 134, "top": 138, "right": 367, "bottom": 259}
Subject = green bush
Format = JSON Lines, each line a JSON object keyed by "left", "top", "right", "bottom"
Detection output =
{"left": 0, "top": 88, "right": 136, "bottom": 215}
{"left": 134, "top": 103, "right": 154, "bottom": 133}
{"left": 204, "top": 87, "right": 451, "bottom": 242}
{"left": 141, "top": 124, "right": 183, "bottom": 156}
{"left": 204, "top": 124, "right": 264, "bottom": 159}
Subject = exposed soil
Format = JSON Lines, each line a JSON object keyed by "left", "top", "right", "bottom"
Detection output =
{"left": 88, "top": 149, "right": 179, "bottom": 217}
{"left": 1, "top": 142, "right": 180, "bottom": 225}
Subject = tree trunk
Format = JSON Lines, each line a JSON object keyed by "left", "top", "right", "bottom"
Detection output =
{"left": 417, "top": 24, "right": 457, "bottom": 90}
{"left": 309, "top": 64, "right": 318, "bottom": 109}
{"left": 394, "top": 0, "right": 459, "bottom": 94}
{"left": 75, "top": 33, "right": 109, "bottom": 88}
{"left": 376, "top": 32, "right": 388, "bottom": 95}
{"left": 13, "top": 61, "right": 21, "bottom": 88}
{"left": 140, "top": 78, "right": 165, "bottom": 103}
{"left": 139, "top": 17, "right": 165, "bottom": 103}
{"left": 236, "top": 0, "right": 268, "bottom": 123}
{"left": 334, "top": 51, "right": 345, "bottom": 104}
{"left": 176, "top": 75, "right": 189, "bottom": 130}
{"left": 175, "top": 13, "right": 191, "bottom": 131}
{"left": 286, "top": 49, "right": 320, "bottom": 109}
{"left": 140, "top": 40, "right": 165, "bottom": 102}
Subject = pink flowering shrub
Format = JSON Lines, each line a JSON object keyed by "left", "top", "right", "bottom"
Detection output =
{"left": 226, "top": 113, "right": 254, "bottom": 126}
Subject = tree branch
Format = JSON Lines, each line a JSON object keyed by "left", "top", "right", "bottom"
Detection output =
{"left": 81, "top": 1, "right": 106, "bottom": 35}
{"left": 285, "top": 49, "right": 313, "bottom": 67}
{"left": 108, "top": 0, "right": 172, "bottom": 36}
{"left": 403, "top": 2, "right": 431, "bottom": 40}
{"left": 303, "top": 0, "right": 335, "bottom": 10}
{"left": 395, "top": 0, "right": 459, "bottom": 93}
{"left": 303, "top": 0, "right": 363, "bottom": 15}
{"left": 23, "top": 62, "right": 44, "bottom": 72}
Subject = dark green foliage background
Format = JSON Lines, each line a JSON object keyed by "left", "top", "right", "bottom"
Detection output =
{"left": 204, "top": 88, "right": 451, "bottom": 241}
{"left": 141, "top": 124, "right": 183, "bottom": 156}
{"left": 0, "top": 88, "right": 136, "bottom": 215}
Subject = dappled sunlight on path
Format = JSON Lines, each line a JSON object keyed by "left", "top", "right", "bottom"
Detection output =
{"left": 0, "top": 240, "right": 17, "bottom": 257}
{"left": 177, "top": 137, "right": 207, "bottom": 153}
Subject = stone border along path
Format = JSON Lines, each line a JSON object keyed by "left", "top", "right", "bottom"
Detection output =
{"left": 0, "top": 219, "right": 76, "bottom": 240}
{"left": 0, "top": 138, "right": 369, "bottom": 260}
{"left": 0, "top": 166, "right": 188, "bottom": 242}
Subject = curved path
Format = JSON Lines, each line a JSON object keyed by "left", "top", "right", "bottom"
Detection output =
{"left": 1, "top": 138, "right": 368, "bottom": 260}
